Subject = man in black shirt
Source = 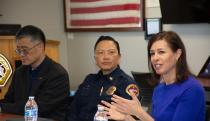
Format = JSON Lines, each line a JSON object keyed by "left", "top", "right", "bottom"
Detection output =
{"left": 0, "top": 25, "right": 70, "bottom": 121}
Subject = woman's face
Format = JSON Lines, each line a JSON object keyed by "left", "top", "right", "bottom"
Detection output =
{"left": 150, "top": 39, "right": 181, "bottom": 77}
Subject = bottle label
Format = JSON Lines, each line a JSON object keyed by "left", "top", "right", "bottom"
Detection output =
{"left": 25, "top": 109, "right": 38, "bottom": 121}
{"left": 25, "top": 110, "right": 37, "bottom": 116}
{"left": 25, "top": 109, "right": 37, "bottom": 116}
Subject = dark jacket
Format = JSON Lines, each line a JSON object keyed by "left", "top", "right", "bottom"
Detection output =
{"left": 0, "top": 56, "right": 70, "bottom": 121}
{"left": 67, "top": 66, "right": 139, "bottom": 121}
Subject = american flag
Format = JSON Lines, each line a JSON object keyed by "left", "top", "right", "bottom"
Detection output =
{"left": 65, "top": 0, "right": 142, "bottom": 29}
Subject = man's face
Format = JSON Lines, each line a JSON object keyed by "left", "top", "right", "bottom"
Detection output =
{"left": 95, "top": 40, "right": 120, "bottom": 73}
{"left": 16, "top": 37, "right": 44, "bottom": 67}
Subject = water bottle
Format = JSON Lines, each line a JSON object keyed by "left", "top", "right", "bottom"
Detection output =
{"left": 24, "top": 96, "right": 38, "bottom": 121}
{"left": 94, "top": 105, "right": 108, "bottom": 121}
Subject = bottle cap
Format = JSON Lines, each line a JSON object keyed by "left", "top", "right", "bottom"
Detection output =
{"left": 29, "top": 96, "right": 35, "bottom": 99}
{"left": 97, "top": 105, "right": 104, "bottom": 111}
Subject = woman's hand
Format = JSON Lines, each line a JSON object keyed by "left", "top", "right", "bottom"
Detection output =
{"left": 100, "top": 101, "right": 127, "bottom": 121}
{"left": 111, "top": 92, "right": 143, "bottom": 117}
{"left": 101, "top": 92, "right": 154, "bottom": 121}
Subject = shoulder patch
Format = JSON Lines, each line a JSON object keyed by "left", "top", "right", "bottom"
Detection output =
{"left": 126, "top": 84, "right": 139, "bottom": 96}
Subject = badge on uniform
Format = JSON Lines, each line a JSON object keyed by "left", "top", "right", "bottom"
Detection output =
{"left": 126, "top": 84, "right": 139, "bottom": 96}
{"left": 0, "top": 54, "right": 13, "bottom": 87}
{"left": 106, "top": 86, "right": 117, "bottom": 95}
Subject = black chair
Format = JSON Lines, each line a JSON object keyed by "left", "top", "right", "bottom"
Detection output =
{"left": 131, "top": 71, "right": 156, "bottom": 113}
{"left": 205, "top": 90, "right": 210, "bottom": 121}
{"left": 206, "top": 105, "right": 210, "bottom": 121}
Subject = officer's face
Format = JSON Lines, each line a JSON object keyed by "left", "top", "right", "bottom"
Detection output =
{"left": 95, "top": 40, "right": 120, "bottom": 74}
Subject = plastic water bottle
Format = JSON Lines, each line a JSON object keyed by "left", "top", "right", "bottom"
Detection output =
{"left": 94, "top": 105, "right": 108, "bottom": 121}
{"left": 24, "top": 96, "right": 38, "bottom": 121}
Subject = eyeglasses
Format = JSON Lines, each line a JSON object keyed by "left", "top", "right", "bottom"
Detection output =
{"left": 15, "top": 42, "right": 41, "bottom": 56}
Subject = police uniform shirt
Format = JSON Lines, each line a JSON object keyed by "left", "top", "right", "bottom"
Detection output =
{"left": 67, "top": 66, "right": 139, "bottom": 121}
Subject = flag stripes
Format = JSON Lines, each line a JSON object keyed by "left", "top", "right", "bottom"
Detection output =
{"left": 65, "top": 0, "right": 142, "bottom": 28}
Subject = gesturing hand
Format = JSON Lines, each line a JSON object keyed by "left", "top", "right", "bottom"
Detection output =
{"left": 100, "top": 101, "right": 127, "bottom": 121}
{"left": 111, "top": 91, "right": 142, "bottom": 117}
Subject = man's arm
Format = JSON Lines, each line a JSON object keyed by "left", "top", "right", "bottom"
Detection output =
{"left": 0, "top": 73, "right": 16, "bottom": 103}
{"left": 36, "top": 73, "right": 70, "bottom": 116}
{"left": 0, "top": 73, "right": 25, "bottom": 114}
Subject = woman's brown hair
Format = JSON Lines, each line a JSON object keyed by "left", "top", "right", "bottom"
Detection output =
{"left": 147, "top": 31, "right": 191, "bottom": 83}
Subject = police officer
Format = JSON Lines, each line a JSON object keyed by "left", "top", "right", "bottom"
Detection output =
{"left": 67, "top": 35, "right": 139, "bottom": 121}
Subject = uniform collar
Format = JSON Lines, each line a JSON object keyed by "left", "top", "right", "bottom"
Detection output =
{"left": 98, "top": 66, "right": 121, "bottom": 81}
{"left": 29, "top": 56, "right": 51, "bottom": 76}
{"left": 30, "top": 56, "right": 47, "bottom": 71}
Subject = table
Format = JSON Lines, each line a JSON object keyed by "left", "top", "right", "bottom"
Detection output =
{"left": 0, "top": 113, "right": 54, "bottom": 121}
{"left": 0, "top": 113, "right": 22, "bottom": 121}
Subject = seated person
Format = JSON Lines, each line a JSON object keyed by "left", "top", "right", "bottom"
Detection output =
{"left": 101, "top": 31, "right": 205, "bottom": 121}
{"left": 66, "top": 35, "right": 139, "bottom": 121}
{"left": 0, "top": 25, "right": 70, "bottom": 121}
